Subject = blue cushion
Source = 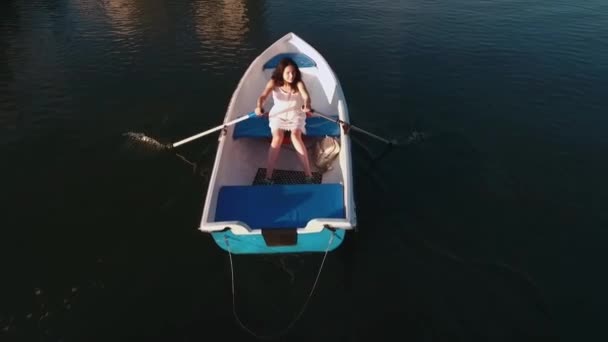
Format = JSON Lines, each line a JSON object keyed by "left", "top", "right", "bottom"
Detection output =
{"left": 263, "top": 53, "right": 317, "bottom": 69}
{"left": 214, "top": 184, "right": 345, "bottom": 229}
{"left": 233, "top": 114, "right": 340, "bottom": 139}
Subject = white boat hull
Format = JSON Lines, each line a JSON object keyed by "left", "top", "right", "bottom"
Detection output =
{"left": 198, "top": 33, "right": 356, "bottom": 254}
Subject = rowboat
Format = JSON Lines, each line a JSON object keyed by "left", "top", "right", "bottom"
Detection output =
{"left": 198, "top": 32, "right": 357, "bottom": 254}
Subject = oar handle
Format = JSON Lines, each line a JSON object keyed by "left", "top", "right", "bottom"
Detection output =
{"left": 310, "top": 109, "right": 393, "bottom": 145}
{"left": 172, "top": 113, "right": 256, "bottom": 147}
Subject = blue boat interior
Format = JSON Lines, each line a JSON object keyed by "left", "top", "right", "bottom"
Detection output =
{"left": 263, "top": 53, "right": 317, "bottom": 69}
{"left": 233, "top": 113, "right": 340, "bottom": 139}
{"left": 214, "top": 184, "right": 345, "bottom": 229}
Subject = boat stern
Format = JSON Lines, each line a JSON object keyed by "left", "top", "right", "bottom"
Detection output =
{"left": 209, "top": 227, "right": 347, "bottom": 254}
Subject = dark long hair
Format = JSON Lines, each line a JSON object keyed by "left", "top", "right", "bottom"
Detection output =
{"left": 271, "top": 57, "right": 302, "bottom": 92}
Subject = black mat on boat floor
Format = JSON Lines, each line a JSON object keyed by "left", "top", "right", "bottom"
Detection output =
{"left": 253, "top": 168, "right": 322, "bottom": 185}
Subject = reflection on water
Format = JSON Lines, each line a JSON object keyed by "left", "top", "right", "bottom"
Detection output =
{"left": 189, "top": 0, "right": 256, "bottom": 74}
{"left": 192, "top": 0, "right": 249, "bottom": 46}
{"left": 100, "top": 0, "right": 141, "bottom": 38}
{"left": 192, "top": 0, "right": 251, "bottom": 75}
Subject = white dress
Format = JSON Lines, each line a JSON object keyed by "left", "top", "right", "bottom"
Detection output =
{"left": 268, "top": 87, "right": 306, "bottom": 134}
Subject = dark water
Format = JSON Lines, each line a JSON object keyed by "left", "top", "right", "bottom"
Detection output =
{"left": 1, "top": 0, "right": 607, "bottom": 341}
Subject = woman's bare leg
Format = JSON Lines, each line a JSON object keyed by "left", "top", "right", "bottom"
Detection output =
{"left": 266, "top": 129, "right": 284, "bottom": 179}
{"left": 290, "top": 129, "right": 312, "bottom": 177}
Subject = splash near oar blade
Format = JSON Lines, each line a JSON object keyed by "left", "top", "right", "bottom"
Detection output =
{"left": 121, "top": 112, "right": 257, "bottom": 153}
{"left": 122, "top": 132, "right": 172, "bottom": 151}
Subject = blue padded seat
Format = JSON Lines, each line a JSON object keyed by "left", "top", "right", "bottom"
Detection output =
{"left": 233, "top": 114, "right": 340, "bottom": 139}
{"left": 214, "top": 184, "right": 345, "bottom": 229}
{"left": 263, "top": 53, "right": 316, "bottom": 69}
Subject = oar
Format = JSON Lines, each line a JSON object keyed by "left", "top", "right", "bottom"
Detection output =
{"left": 308, "top": 109, "right": 399, "bottom": 146}
{"left": 171, "top": 112, "right": 257, "bottom": 147}
{"left": 124, "top": 112, "right": 257, "bottom": 151}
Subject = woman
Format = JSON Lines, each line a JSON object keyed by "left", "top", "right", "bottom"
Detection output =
{"left": 255, "top": 57, "right": 313, "bottom": 184}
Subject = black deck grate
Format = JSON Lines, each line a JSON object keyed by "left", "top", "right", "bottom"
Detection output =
{"left": 253, "top": 168, "right": 322, "bottom": 185}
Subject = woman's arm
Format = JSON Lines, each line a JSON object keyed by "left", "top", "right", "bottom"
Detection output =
{"left": 256, "top": 79, "right": 274, "bottom": 115}
{"left": 297, "top": 81, "right": 311, "bottom": 111}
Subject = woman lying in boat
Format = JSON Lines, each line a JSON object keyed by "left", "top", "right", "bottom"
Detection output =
{"left": 255, "top": 57, "right": 314, "bottom": 184}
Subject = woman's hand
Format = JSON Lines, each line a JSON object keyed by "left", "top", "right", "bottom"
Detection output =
{"left": 255, "top": 107, "right": 265, "bottom": 116}
{"left": 301, "top": 105, "right": 312, "bottom": 117}
{"left": 301, "top": 104, "right": 312, "bottom": 113}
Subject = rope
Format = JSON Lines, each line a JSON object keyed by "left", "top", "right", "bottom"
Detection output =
{"left": 224, "top": 231, "right": 335, "bottom": 340}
